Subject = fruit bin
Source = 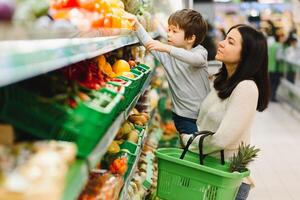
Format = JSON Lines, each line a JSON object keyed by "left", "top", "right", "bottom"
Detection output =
{"left": 107, "top": 78, "right": 135, "bottom": 111}
{"left": 134, "top": 64, "right": 151, "bottom": 84}
{"left": 75, "top": 87, "right": 123, "bottom": 132}
{"left": 104, "top": 83, "right": 125, "bottom": 115}
{"left": 120, "top": 141, "right": 140, "bottom": 180}
{"left": 0, "top": 85, "right": 122, "bottom": 158}
{"left": 118, "top": 69, "right": 144, "bottom": 99}
{"left": 155, "top": 148, "right": 250, "bottom": 200}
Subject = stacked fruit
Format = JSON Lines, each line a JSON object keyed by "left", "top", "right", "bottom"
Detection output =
{"left": 0, "top": 141, "right": 76, "bottom": 200}
{"left": 126, "top": 126, "right": 161, "bottom": 200}
{"left": 78, "top": 171, "right": 124, "bottom": 200}
{"left": 115, "top": 121, "right": 139, "bottom": 143}
{"left": 97, "top": 55, "right": 133, "bottom": 78}
{"left": 50, "top": 0, "right": 134, "bottom": 30}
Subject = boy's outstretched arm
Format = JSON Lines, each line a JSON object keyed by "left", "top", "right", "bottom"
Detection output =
{"left": 145, "top": 37, "right": 207, "bottom": 67}
{"left": 125, "top": 13, "right": 170, "bottom": 65}
{"left": 145, "top": 40, "right": 171, "bottom": 53}
{"left": 169, "top": 46, "right": 208, "bottom": 67}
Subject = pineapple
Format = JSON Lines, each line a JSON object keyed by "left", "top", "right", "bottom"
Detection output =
{"left": 229, "top": 142, "right": 260, "bottom": 173}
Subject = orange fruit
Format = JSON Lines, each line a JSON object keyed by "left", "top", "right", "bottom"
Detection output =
{"left": 112, "top": 14, "right": 121, "bottom": 28}
{"left": 122, "top": 72, "right": 135, "bottom": 79}
{"left": 108, "top": 72, "right": 117, "bottom": 78}
{"left": 98, "top": 55, "right": 106, "bottom": 70}
{"left": 95, "top": 0, "right": 111, "bottom": 13}
{"left": 102, "top": 62, "right": 114, "bottom": 75}
{"left": 112, "top": 60, "right": 130, "bottom": 76}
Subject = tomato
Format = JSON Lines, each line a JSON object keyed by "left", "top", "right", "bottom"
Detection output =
{"left": 68, "top": 98, "right": 77, "bottom": 108}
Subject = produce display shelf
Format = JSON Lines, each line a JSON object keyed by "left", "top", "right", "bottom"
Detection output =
{"left": 119, "top": 111, "right": 158, "bottom": 200}
{"left": 87, "top": 66, "right": 157, "bottom": 169}
{"left": 0, "top": 31, "right": 159, "bottom": 87}
{"left": 61, "top": 159, "right": 89, "bottom": 200}
{"left": 118, "top": 134, "right": 145, "bottom": 200}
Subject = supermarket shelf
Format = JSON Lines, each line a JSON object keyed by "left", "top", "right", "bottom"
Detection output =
{"left": 119, "top": 134, "right": 144, "bottom": 200}
{"left": 61, "top": 159, "right": 89, "bottom": 200}
{"left": 0, "top": 32, "right": 159, "bottom": 87}
{"left": 0, "top": 24, "right": 133, "bottom": 40}
{"left": 119, "top": 112, "right": 158, "bottom": 200}
{"left": 87, "top": 112, "right": 124, "bottom": 169}
{"left": 87, "top": 66, "right": 156, "bottom": 169}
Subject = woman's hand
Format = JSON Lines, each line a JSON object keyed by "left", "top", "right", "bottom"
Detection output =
{"left": 145, "top": 40, "right": 172, "bottom": 53}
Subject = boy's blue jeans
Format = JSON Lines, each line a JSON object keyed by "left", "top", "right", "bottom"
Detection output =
{"left": 172, "top": 112, "right": 197, "bottom": 135}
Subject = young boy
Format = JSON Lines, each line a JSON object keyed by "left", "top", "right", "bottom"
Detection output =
{"left": 129, "top": 9, "right": 210, "bottom": 135}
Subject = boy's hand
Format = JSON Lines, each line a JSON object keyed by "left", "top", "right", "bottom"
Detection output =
{"left": 123, "top": 12, "right": 139, "bottom": 30}
{"left": 145, "top": 40, "right": 172, "bottom": 53}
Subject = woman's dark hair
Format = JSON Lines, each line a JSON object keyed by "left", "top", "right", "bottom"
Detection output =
{"left": 214, "top": 24, "right": 270, "bottom": 112}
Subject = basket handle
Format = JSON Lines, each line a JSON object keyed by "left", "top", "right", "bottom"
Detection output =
{"left": 180, "top": 131, "right": 209, "bottom": 159}
{"left": 180, "top": 131, "right": 225, "bottom": 166}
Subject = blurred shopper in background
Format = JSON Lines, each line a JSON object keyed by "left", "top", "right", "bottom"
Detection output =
{"left": 284, "top": 32, "right": 298, "bottom": 83}
{"left": 182, "top": 24, "right": 270, "bottom": 200}
{"left": 267, "top": 21, "right": 285, "bottom": 102}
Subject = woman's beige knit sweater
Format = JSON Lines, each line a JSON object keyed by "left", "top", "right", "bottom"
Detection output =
{"left": 182, "top": 80, "right": 259, "bottom": 160}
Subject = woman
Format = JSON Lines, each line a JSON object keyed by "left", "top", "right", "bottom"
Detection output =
{"left": 182, "top": 24, "right": 270, "bottom": 200}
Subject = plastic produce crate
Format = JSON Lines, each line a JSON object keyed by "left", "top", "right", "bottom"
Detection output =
{"left": 0, "top": 85, "right": 122, "bottom": 158}
{"left": 118, "top": 69, "right": 144, "bottom": 98}
{"left": 155, "top": 148, "right": 250, "bottom": 200}
{"left": 120, "top": 141, "right": 139, "bottom": 180}
{"left": 76, "top": 87, "right": 122, "bottom": 125}
{"left": 108, "top": 78, "right": 135, "bottom": 111}
{"left": 133, "top": 64, "right": 151, "bottom": 84}
{"left": 104, "top": 83, "right": 125, "bottom": 115}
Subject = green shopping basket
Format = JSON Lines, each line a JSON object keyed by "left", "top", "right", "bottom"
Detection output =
{"left": 155, "top": 131, "right": 250, "bottom": 200}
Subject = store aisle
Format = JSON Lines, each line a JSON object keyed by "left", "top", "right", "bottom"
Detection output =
{"left": 248, "top": 102, "right": 300, "bottom": 200}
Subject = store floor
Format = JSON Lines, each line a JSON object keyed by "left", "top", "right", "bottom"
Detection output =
{"left": 248, "top": 102, "right": 300, "bottom": 200}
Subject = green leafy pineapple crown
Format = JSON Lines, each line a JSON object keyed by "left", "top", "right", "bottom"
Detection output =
{"left": 229, "top": 142, "right": 260, "bottom": 173}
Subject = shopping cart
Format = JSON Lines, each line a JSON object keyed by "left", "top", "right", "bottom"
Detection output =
{"left": 155, "top": 131, "right": 250, "bottom": 200}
